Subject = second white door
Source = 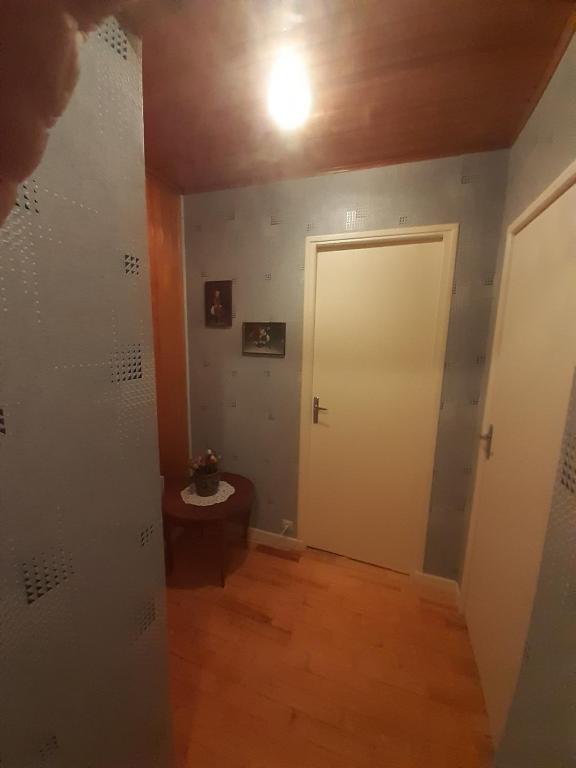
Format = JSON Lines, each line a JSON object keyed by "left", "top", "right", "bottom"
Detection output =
{"left": 300, "top": 229, "right": 456, "bottom": 573}
{"left": 462, "top": 177, "right": 576, "bottom": 743}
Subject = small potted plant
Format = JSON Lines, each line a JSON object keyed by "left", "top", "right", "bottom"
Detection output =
{"left": 190, "top": 449, "right": 221, "bottom": 497}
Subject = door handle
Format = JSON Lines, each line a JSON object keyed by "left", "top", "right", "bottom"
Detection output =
{"left": 313, "top": 396, "right": 328, "bottom": 424}
{"left": 480, "top": 424, "right": 494, "bottom": 459}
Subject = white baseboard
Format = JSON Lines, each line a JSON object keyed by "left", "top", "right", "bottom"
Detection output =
{"left": 412, "top": 570, "right": 461, "bottom": 603}
{"left": 248, "top": 527, "right": 306, "bottom": 552}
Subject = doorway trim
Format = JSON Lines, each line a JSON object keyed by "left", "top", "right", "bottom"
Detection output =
{"left": 297, "top": 224, "right": 459, "bottom": 571}
{"left": 461, "top": 158, "right": 576, "bottom": 606}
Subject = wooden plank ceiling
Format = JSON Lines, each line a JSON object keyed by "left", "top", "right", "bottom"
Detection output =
{"left": 142, "top": 0, "right": 574, "bottom": 193}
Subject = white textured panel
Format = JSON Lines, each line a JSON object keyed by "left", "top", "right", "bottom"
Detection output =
{"left": 0, "top": 21, "right": 170, "bottom": 768}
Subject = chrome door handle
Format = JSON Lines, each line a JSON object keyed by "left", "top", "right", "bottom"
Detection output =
{"left": 313, "top": 396, "right": 328, "bottom": 424}
{"left": 480, "top": 424, "right": 494, "bottom": 459}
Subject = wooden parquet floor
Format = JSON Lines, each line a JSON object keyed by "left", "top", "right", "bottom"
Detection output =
{"left": 167, "top": 538, "right": 493, "bottom": 768}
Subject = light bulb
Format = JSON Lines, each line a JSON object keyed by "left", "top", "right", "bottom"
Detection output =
{"left": 267, "top": 48, "right": 312, "bottom": 130}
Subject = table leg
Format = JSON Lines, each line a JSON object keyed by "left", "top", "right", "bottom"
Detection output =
{"left": 244, "top": 506, "right": 251, "bottom": 546}
{"left": 218, "top": 520, "right": 226, "bottom": 587}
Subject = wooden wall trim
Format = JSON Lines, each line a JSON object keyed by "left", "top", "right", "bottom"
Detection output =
{"left": 146, "top": 173, "right": 189, "bottom": 478}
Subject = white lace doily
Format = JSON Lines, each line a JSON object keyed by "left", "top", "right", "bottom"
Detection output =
{"left": 180, "top": 480, "right": 236, "bottom": 506}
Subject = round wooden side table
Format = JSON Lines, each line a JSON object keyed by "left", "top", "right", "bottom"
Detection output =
{"left": 162, "top": 472, "right": 254, "bottom": 586}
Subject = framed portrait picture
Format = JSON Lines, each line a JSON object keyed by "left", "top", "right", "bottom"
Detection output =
{"left": 242, "top": 322, "right": 286, "bottom": 357}
{"left": 204, "top": 280, "right": 232, "bottom": 328}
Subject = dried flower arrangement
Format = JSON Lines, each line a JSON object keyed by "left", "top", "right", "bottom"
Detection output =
{"left": 190, "top": 449, "right": 220, "bottom": 474}
{"left": 189, "top": 449, "right": 221, "bottom": 496}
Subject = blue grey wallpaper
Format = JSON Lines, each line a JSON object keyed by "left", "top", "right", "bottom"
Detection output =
{"left": 184, "top": 149, "right": 508, "bottom": 580}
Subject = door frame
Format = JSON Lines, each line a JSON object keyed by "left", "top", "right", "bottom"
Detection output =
{"left": 297, "top": 224, "right": 459, "bottom": 571}
{"left": 461, "top": 158, "right": 576, "bottom": 606}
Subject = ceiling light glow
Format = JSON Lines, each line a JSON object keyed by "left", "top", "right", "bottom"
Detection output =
{"left": 267, "top": 48, "right": 312, "bottom": 130}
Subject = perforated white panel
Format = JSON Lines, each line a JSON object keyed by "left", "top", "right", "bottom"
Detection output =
{"left": 0, "top": 20, "right": 170, "bottom": 768}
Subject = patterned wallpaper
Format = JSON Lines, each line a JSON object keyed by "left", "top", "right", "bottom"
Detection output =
{"left": 0, "top": 22, "right": 170, "bottom": 768}
{"left": 505, "top": 36, "right": 576, "bottom": 224}
{"left": 185, "top": 149, "right": 508, "bottom": 580}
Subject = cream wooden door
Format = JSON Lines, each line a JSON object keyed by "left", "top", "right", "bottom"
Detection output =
{"left": 463, "top": 179, "right": 576, "bottom": 743}
{"left": 300, "top": 232, "right": 455, "bottom": 573}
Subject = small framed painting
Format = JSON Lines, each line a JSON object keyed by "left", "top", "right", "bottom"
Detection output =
{"left": 242, "top": 322, "right": 286, "bottom": 357}
{"left": 204, "top": 280, "right": 232, "bottom": 328}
